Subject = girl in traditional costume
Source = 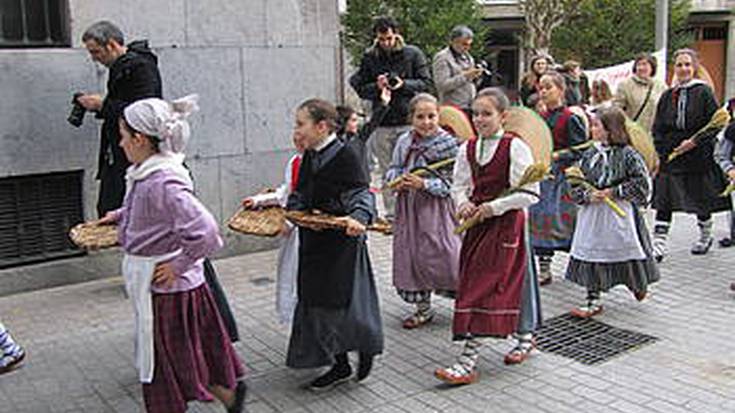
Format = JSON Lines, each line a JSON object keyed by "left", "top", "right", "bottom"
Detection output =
{"left": 566, "top": 107, "right": 660, "bottom": 317}
{"left": 100, "top": 96, "right": 246, "bottom": 413}
{"left": 530, "top": 71, "right": 588, "bottom": 284}
{"left": 385, "top": 93, "right": 461, "bottom": 329}
{"left": 286, "top": 99, "right": 383, "bottom": 391}
{"left": 651, "top": 48, "right": 730, "bottom": 260}
{"left": 435, "top": 88, "right": 539, "bottom": 385}
{"left": 242, "top": 133, "right": 305, "bottom": 325}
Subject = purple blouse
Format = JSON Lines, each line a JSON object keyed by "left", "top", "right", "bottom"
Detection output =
{"left": 112, "top": 169, "right": 223, "bottom": 293}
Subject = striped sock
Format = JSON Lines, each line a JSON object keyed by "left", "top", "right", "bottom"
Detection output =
{"left": 652, "top": 221, "right": 670, "bottom": 259}
{"left": 538, "top": 256, "right": 552, "bottom": 275}
{"left": 0, "top": 322, "right": 22, "bottom": 359}
{"left": 417, "top": 299, "right": 432, "bottom": 316}
{"left": 457, "top": 338, "right": 482, "bottom": 372}
{"left": 514, "top": 332, "right": 534, "bottom": 352}
{"left": 692, "top": 218, "right": 714, "bottom": 254}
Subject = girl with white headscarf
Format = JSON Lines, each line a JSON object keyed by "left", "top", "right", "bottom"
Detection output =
{"left": 99, "top": 95, "right": 247, "bottom": 413}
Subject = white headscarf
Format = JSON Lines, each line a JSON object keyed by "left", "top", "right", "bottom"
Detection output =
{"left": 123, "top": 95, "right": 198, "bottom": 195}
{"left": 123, "top": 94, "right": 199, "bottom": 154}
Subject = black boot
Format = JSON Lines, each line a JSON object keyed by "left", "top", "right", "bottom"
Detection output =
{"left": 310, "top": 353, "right": 352, "bottom": 391}
{"left": 356, "top": 352, "right": 374, "bottom": 381}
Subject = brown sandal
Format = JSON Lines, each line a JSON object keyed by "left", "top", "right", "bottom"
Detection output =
{"left": 570, "top": 304, "right": 603, "bottom": 319}
{"left": 402, "top": 311, "right": 434, "bottom": 329}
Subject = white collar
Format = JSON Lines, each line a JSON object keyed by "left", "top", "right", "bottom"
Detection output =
{"left": 676, "top": 79, "right": 707, "bottom": 89}
{"left": 314, "top": 133, "right": 337, "bottom": 152}
{"left": 125, "top": 152, "right": 192, "bottom": 196}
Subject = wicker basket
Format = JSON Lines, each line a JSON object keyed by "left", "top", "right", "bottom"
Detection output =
{"left": 69, "top": 222, "right": 119, "bottom": 249}
{"left": 285, "top": 210, "right": 392, "bottom": 235}
{"left": 227, "top": 207, "right": 286, "bottom": 237}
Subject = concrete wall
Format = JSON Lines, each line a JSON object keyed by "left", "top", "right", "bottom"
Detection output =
{"left": 0, "top": 0, "right": 341, "bottom": 294}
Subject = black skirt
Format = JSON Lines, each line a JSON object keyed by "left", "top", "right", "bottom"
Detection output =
{"left": 653, "top": 163, "right": 731, "bottom": 215}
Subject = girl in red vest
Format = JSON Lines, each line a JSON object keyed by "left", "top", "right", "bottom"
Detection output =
{"left": 435, "top": 88, "right": 540, "bottom": 385}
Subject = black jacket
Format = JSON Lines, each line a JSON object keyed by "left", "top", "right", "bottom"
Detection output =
{"left": 349, "top": 38, "right": 431, "bottom": 127}
{"left": 287, "top": 139, "right": 375, "bottom": 308}
{"left": 653, "top": 82, "right": 719, "bottom": 174}
{"left": 97, "top": 40, "right": 162, "bottom": 181}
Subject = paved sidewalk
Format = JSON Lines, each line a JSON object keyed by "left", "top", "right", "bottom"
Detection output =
{"left": 0, "top": 213, "right": 734, "bottom": 412}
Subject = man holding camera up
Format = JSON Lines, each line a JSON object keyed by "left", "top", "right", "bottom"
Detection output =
{"left": 75, "top": 21, "right": 162, "bottom": 216}
{"left": 432, "top": 26, "right": 483, "bottom": 112}
{"left": 349, "top": 16, "right": 431, "bottom": 217}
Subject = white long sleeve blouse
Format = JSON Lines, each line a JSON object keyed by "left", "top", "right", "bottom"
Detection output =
{"left": 452, "top": 133, "right": 540, "bottom": 216}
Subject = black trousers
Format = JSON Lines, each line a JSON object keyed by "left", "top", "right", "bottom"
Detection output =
{"left": 97, "top": 169, "right": 127, "bottom": 217}
{"left": 204, "top": 258, "right": 240, "bottom": 343}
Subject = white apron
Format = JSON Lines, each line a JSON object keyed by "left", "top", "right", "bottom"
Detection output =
{"left": 570, "top": 201, "right": 646, "bottom": 262}
{"left": 122, "top": 249, "right": 181, "bottom": 383}
{"left": 276, "top": 226, "right": 299, "bottom": 324}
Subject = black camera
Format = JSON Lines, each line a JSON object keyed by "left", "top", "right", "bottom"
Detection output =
{"left": 384, "top": 72, "right": 402, "bottom": 89}
{"left": 67, "top": 93, "right": 87, "bottom": 127}
{"left": 476, "top": 60, "right": 492, "bottom": 77}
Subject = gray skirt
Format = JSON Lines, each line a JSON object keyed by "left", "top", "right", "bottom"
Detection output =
{"left": 286, "top": 246, "right": 383, "bottom": 369}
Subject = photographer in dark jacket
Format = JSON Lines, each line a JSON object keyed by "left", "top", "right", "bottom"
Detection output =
{"left": 349, "top": 16, "right": 431, "bottom": 217}
{"left": 76, "top": 21, "right": 162, "bottom": 217}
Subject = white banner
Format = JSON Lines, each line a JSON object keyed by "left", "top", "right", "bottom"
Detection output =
{"left": 583, "top": 49, "right": 667, "bottom": 94}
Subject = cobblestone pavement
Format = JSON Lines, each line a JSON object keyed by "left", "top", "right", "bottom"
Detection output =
{"left": 0, "top": 212, "right": 734, "bottom": 413}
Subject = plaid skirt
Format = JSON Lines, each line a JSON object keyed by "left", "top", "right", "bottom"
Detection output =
{"left": 143, "top": 284, "right": 245, "bottom": 413}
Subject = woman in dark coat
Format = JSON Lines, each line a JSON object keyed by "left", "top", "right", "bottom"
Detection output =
{"left": 651, "top": 48, "right": 730, "bottom": 261}
{"left": 286, "top": 99, "right": 383, "bottom": 391}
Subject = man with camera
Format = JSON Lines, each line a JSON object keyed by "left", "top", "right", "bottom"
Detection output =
{"left": 74, "top": 21, "right": 162, "bottom": 216}
{"left": 349, "top": 16, "right": 431, "bottom": 217}
{"left": 432, "top": 26, "right": 484, "bottom": 112}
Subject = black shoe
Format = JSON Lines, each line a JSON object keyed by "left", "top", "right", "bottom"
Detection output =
{"left": 356, "top": 353, "right": 374, "bottom": 382}
{"left": 719, "top": 237, "right": 734, "bottom": 248}
{"left": 310, "top": 363, "right": 352, "bottom": 391}
{"left": 227, "top": 381, "right": 247, "bottom": 413}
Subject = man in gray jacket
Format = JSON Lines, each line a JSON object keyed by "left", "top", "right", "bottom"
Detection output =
{"left": 432, "top": 26, "right": 484, "bottom": 112}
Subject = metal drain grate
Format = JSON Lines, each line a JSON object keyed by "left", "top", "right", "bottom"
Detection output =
{"left": 535, "top": 313, "right": 658, "bottom": 365}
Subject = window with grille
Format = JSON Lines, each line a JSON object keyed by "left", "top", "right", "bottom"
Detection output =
{"left": 0, "top": 171, "right": 85, "bottom": 269}
{"left": 0, "top": 0, "right": 70, "bottom": 48}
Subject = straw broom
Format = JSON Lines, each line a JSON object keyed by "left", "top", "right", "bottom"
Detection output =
{"left": 384, "top": 158, "right": 455, "bottom": 189}
{"left": 667, "top": 108, "right": 731, "bottom": 162}
{"left": 455, "top": 163, "right": 549, "bottom": 234}
{"left": 565, "top": 166, "right": 626, "bottom": 217}
{"left": 720, "top": 182, "right": 735, "bottom": 197}
{"left": 552, "top": 141, "right": 595, "bottom": 160}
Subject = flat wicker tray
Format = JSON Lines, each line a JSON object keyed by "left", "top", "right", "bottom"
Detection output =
{"left": 285, "top": 210, "right": 392, "bottom": 235}
{"left": 69, "top": 222, "right": 119, "bottom": 249}
{"left": 227, "top": 207, "right": 286, "bottom": 237}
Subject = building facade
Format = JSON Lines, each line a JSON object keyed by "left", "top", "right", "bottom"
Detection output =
{"left": 0, "top": 0, "right": 341, "bottom": 294}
